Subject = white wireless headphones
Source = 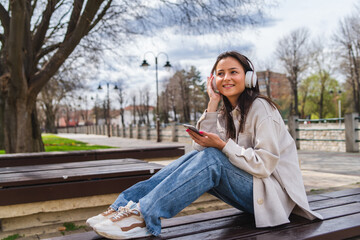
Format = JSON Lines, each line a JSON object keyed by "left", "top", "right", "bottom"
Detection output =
{"left": 244, "top": 57, "right": 257, "bottom": 88}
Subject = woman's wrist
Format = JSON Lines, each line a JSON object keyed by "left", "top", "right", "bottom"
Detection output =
{"left": 207, "top": 100, "right": 219, "bottom": 112}
{"left": 217, "top": 140, "right": 226, "bottom": 150}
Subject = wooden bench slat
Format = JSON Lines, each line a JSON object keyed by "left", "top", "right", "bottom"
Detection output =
{"left": 161, "top": 190, "right": 360, "bottom": 230}
{"left": 319, "top": 187, "right": 360, "bottom": 198}
{"left": 159, "top": 192, "right": 360, "bottom": 239}
{"left": 95, "top": 147, "right": 185, "bottom": 161}
{"left": 235, "top": 213, "right": 360, "bottom": 240}
{"left": 162, "top": 203, "right": 360, "bottom": 240}
{"left": 306, "top": 188, "right": 360, "bottom": 203}
{"left": 0, "top": 158, "right": 144, "bottom": 174}
{"left": 162, "top": 208, "right": 243, "bottom": 228}
{"left": 309, "top": 194, "right": 360, "bottom": 210}
{"left": 0, "top": 162, "right": 162, "bottom": 187}
{"left": 0, "top": 175, "right": 153, "bottom": 205}
{"left": 44, "top": 231, "right": 101, "bottom": 240}
{"left": 306, "top": 194, "right": 331, "bottom": 202}
{"left": 0, "top": 146, "right": 185, "bottom": 167}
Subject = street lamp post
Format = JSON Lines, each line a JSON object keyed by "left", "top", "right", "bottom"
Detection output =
{"left": 78, "top": 96, "right": 89, "bottom": 134}
{"left": 141, "top": 52, "right": 172, "bottom": 142}
{"left": 98, "top": 83, "right": 118, "bottom": 137}
{"left": 330, "top": 90, "right": 342, "bottom": 128}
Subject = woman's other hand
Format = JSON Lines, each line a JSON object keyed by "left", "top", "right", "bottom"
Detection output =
{"left": 207, "top": 74, "right": 221, "bottom": 112}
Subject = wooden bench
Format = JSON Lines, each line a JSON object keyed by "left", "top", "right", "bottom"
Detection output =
{"left": 0, "top": 158, "right": 163, "bottom": 206}
{"left": 0, "top": 145, "right": 185, "bottom": 167}
{"left": 44, "top": 188, "right": 360, "bottom": 240}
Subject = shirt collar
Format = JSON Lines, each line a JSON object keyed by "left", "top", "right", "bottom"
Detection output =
{"left": 230, "top": 106, "right": 241, "bottom": 119}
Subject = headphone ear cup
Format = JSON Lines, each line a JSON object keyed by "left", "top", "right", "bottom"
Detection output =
{"left": 245, "top": 71, "right": 257, "bottom": 88}
{"left": 252, "top": 71, "right": 257, "bottom": 87}
{"left": 212, "top": 77, "right": 218, "bottom": 92}
{"left": 245, "top": 71, "right": 253, "bottom": 88}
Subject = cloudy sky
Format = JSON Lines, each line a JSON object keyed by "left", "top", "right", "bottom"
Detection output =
{"left": 92, "top": 0, "right": 358, "bottom": 108}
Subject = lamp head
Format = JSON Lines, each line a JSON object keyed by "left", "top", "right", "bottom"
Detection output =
{"left": 141, "top": 60, "right": 150, "bottom": 70}
{"left": 164, "top": 61, "right": 172, "bottom": 71}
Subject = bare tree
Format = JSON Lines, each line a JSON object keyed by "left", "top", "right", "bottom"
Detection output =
{"left": 115, "top": 80, "right": 127, "bottom": 128}
{"left": 165, "top": 77, "right": 179, "bottom": 122}
{"left": 159, "top": 79, "right": 171, "bottom": 123}
{"left": 143, "top": 86, "right": 151, "bottom": 125}
{"left": 311, "top": 39, "right": 338, "bottom": 118}
{"left": 160, "top": 66, "right": 206, "bottom": 123}
{"left": 0, "top": 0, "right": 273, "bottom": 153}
{"left": 174, "top": 70, "right": 191, "bottom": 122}
{"left": 38, "top": 62, "right": 84, "bottom": 133}
{"left": 131, "top": 94, "right": 136, "bottom": 125}
{"left": 187, "top": 66, "right": 206, "bottom": 121}
{"left": 333, "top": 7, "right": 360, "bottom": 113}
{"left": 298, "top": 76, "right": 311, "bottom": 119}
{"left": 276, "top": 28, "right": 311, "bottom": 116}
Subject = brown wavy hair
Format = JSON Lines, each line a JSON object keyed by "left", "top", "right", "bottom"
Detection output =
{"left": 211, "top": 51, "right": 278, "bottom": 139}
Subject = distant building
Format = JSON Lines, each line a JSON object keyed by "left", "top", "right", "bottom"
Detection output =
{"left": 256, "top": 70, "right": 292, "bottom": 117}
{"left": 112, "top": 105, "right": 155, "bottom": 127}
{"left": 257, "top": 70, "right": 291, "bottom": 100}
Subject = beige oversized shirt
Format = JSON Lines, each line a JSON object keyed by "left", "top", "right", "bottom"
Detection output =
{"left": 192, "top": 98, "right": 323, "bottom": 227}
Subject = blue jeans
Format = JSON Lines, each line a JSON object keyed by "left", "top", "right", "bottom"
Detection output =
{"left": 110, "top": 148, "right": 254, "bottom": 236}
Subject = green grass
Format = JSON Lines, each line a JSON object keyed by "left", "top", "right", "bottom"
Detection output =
{"left": 1, "top": 234, "right": 21, "bottom": 240}
{"left": 63, "top": 222, "right": 85, "bottom": 231}
{"left": 0, "top": 134, "right": 113, "bottom": 154}
{"left": 59, "top": 222, "right": 86, "bottom": 235}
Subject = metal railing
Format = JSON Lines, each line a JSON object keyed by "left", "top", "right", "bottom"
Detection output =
{"left": 355, "top": 116, "right": 360, "bottom": 143}
{"left": 297, "top": 117, "right": 344, "bottom": 123}
{"left": 295, "top": 117, "right": 345, "bottom": 143}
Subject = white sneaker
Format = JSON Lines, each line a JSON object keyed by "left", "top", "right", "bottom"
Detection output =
{"left": 93, "top": 204, "right": 152, "bottom": 239}
{"left": 86, "top": 201, "right": 136, "bottom": 228}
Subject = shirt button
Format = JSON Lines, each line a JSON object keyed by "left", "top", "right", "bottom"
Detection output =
{"left": 257, "top": 198, "right": 264, "bottom": 205}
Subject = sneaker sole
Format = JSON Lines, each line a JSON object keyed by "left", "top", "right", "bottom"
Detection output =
{"left": 94, "top": 228, "right": 152, "bottom": 239}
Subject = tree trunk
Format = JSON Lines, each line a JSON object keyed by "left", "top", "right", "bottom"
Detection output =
{"left": 4, "top": 97, "right": 44, "bottom": 153}
{"left": 294, "top": 78, "right": 299, "bottom": 116}
{"left": 0, "top": 95, "right": 4, "bottom": 149}
{"left": 120, "top": 108, "right": 125, "bottom": 128}
{"left": 300, "top": 92, "right": 308, "bottom": 119}
{"left": 44, "top": 103, "right": 58, "bottom": 133}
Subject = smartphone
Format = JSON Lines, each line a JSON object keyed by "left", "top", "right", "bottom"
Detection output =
{"left": 183, "top": 124, "right": 203, "bottom": 136}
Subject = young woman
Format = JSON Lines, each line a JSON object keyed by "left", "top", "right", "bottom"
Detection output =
{"left": 87, "top": 51, "right": 322, "bottom": 239}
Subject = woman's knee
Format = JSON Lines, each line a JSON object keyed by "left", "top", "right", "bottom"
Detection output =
{"left": 201, "top": 147, "right": 222, "bottom": 155}
{"left": 196, "top": 147, "right": 227, "bottom": 164}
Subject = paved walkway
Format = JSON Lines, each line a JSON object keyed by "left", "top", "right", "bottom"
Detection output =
{"left": 57, "top": 133, "right": 360, "bottom": 192}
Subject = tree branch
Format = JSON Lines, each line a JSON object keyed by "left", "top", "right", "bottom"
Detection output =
{"left": 29, "top": 0, "right": 105, "bottom": 101}
{"left": 32, "top": 0, "right": 58, "bottom": 56}
{"left": 64, "top": 0, "right": 84, "bottom": 41}
{"left": 36, "top": 42, "right": 62, "bottom": 61}
{"left": 0, "top": 3, "right": 10, "bottom": 38}
{"left": 87, "top": 0, "right": 112, "bottom": 34}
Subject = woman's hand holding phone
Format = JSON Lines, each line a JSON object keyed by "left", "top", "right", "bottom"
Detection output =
{"left": 185, "top": 126, "right": 226, "bottom": 150}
